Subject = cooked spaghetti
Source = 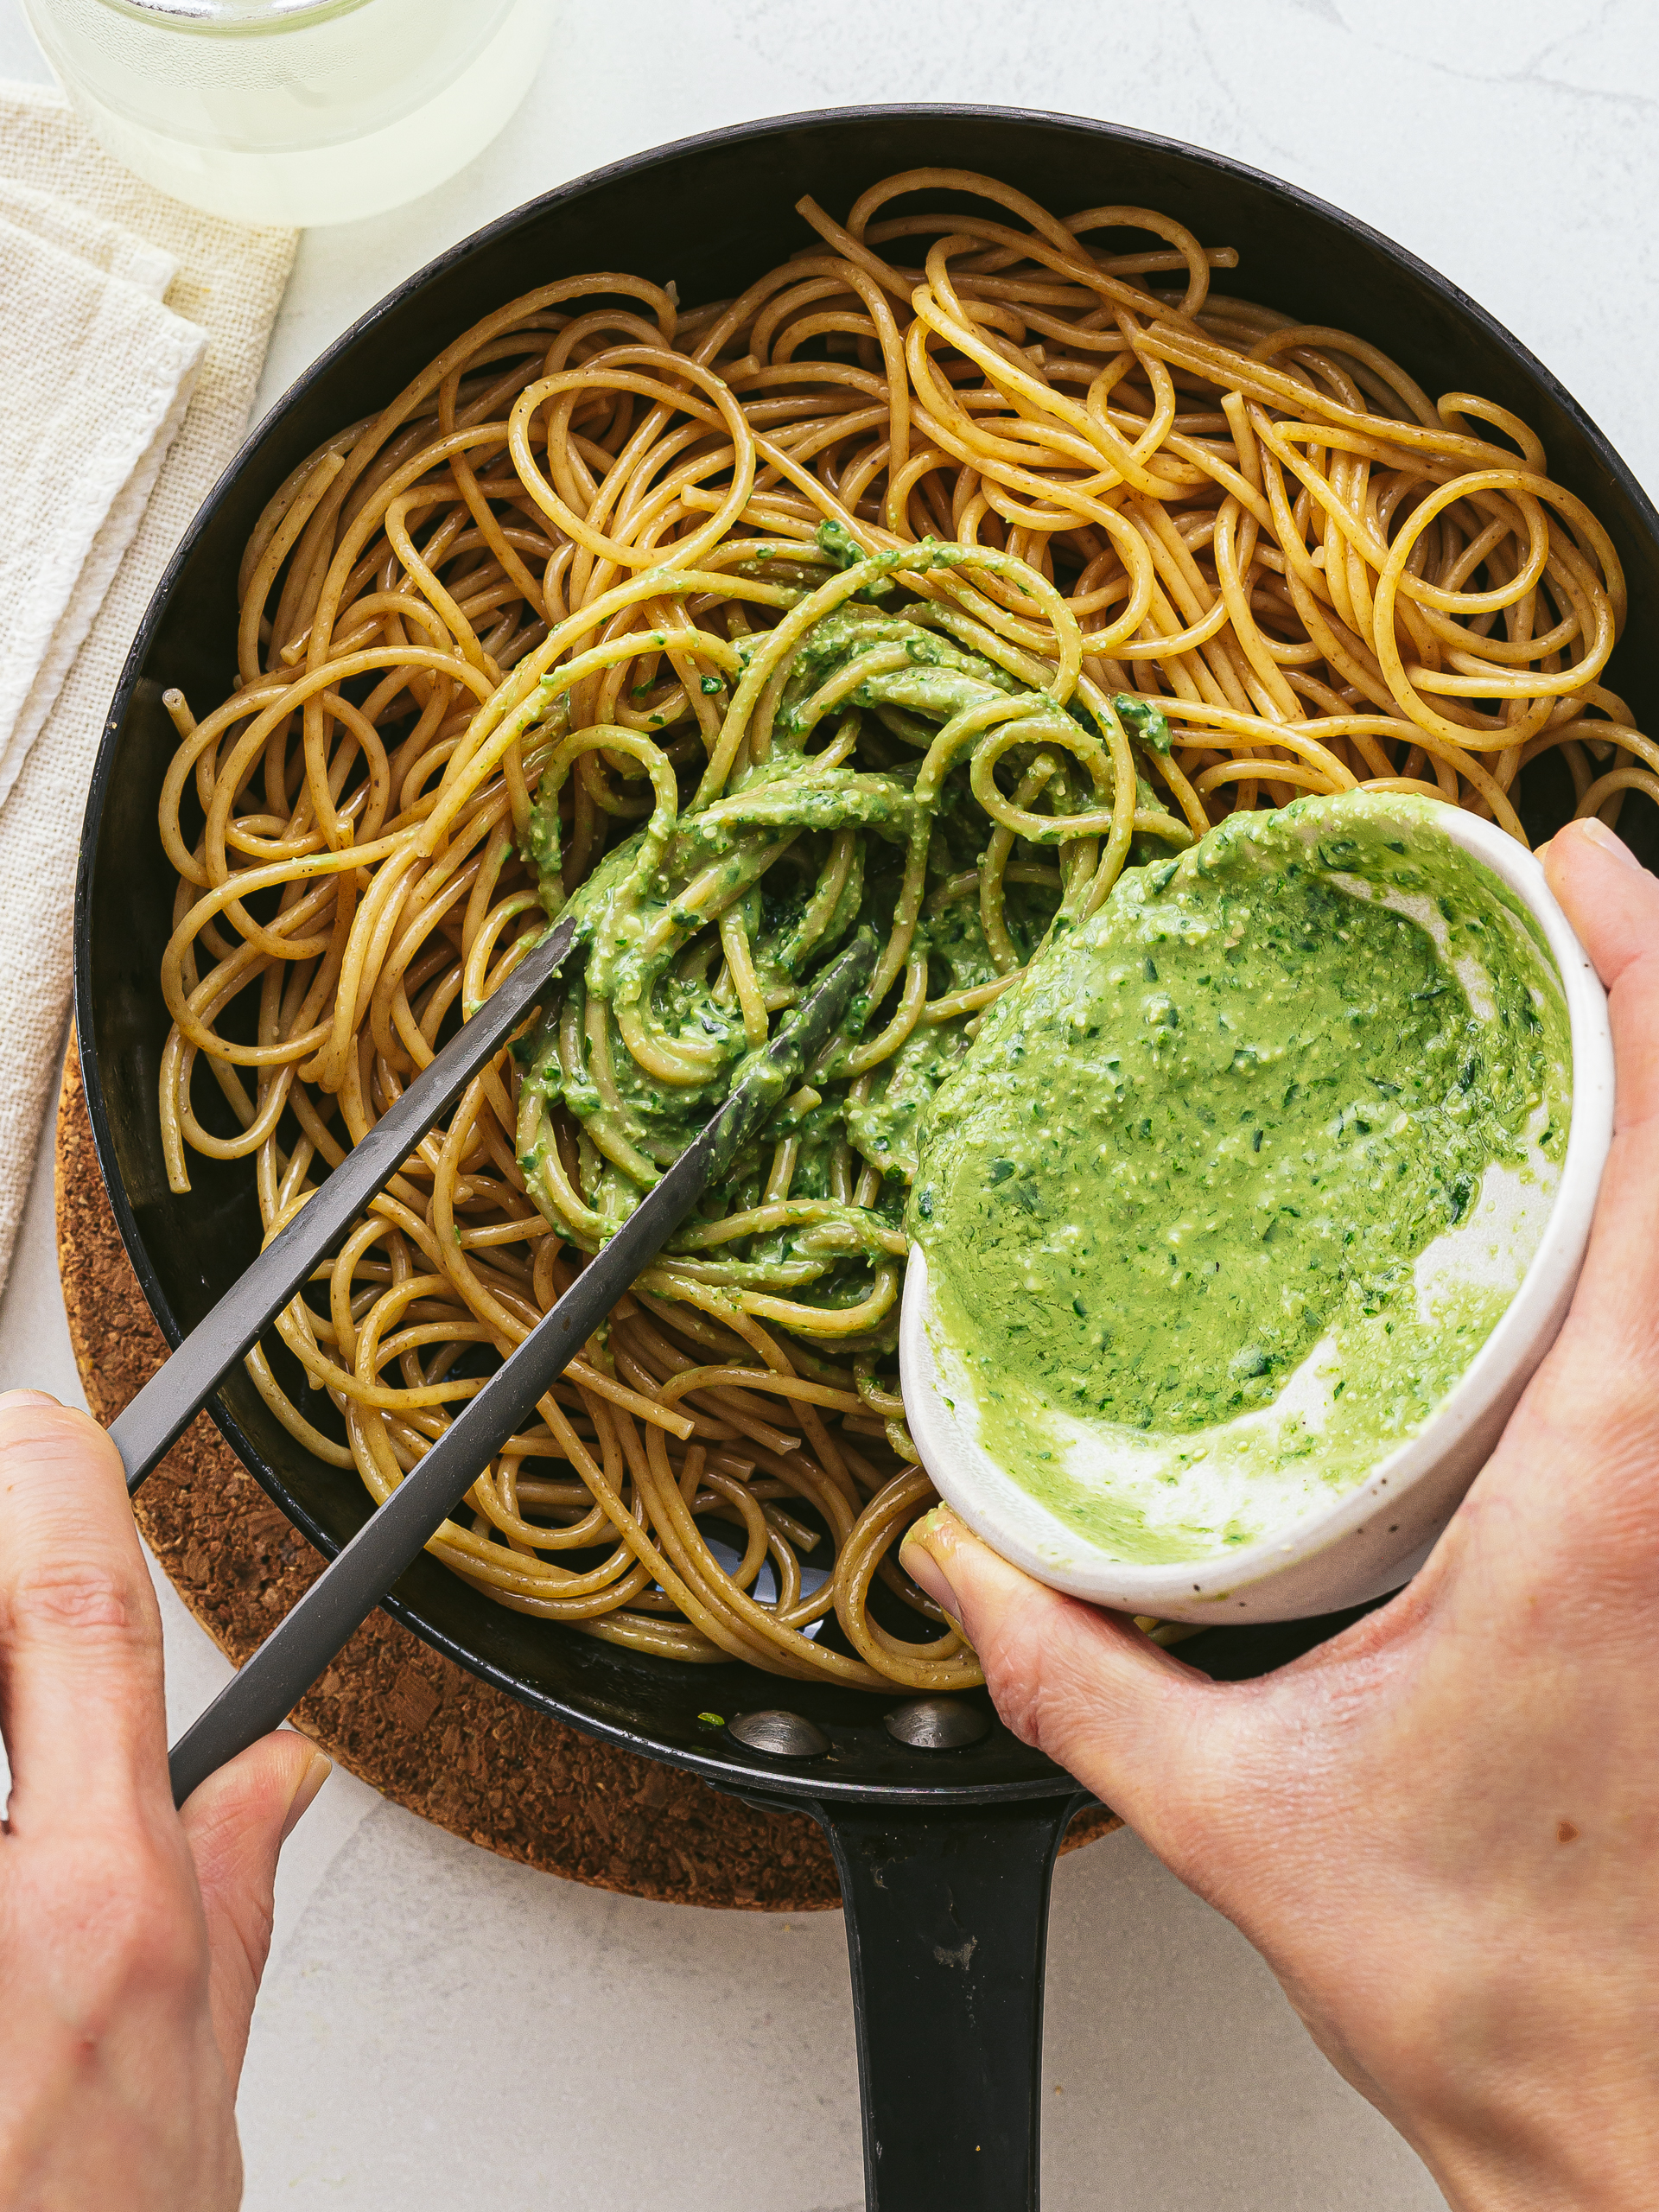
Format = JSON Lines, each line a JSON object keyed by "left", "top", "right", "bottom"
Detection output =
{"left": 157, "top": 168, "right": 1646, "bottom": 1688}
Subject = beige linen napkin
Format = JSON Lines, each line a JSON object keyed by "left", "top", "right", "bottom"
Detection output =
{"left": 0, "top": 177, "right": 177, "bottom": 296}
{"left": 0, "top": 81, "right": 296, "bottom": 1296}
{"left": 0, "top": 212, "right": 204, "bottom": 810}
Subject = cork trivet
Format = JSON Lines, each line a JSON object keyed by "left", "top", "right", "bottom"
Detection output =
{"left": 55, "top": 1039, "right": 1116, "bottom": 1906}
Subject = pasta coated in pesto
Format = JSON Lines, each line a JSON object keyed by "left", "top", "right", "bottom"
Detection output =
{"left": 153, "top": 168, "right": 1639, "bottom": 1688}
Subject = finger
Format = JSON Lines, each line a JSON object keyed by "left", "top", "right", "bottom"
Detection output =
{"left": 900, "top": 1507, "right": 1233, "bottom": 1841}
{"left": 1541, "top": 819, "right": 1659, "bottom": 1375}
{"left": 1544, "top": 817, "right": 1659, "bottom": 1121}
{"left": 181, "top": 1731, "right": 331, "bottom": 2088}
{"left": 0, "top": 1393, "right": 168, "bottom": 1830}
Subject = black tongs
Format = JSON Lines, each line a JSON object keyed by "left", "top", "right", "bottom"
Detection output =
{"left": 114, "top": 923, "right": 876, "bottom": 1806}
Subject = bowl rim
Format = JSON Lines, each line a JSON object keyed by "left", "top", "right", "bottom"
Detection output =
{"left": 70, "top": 101, "right": 1656, "bottom": 1794}
{"left": 900, "top": 797, "right": 1616, "bottom": 1618}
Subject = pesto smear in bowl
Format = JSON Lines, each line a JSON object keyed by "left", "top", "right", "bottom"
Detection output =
{"left": 906, "top": 792, "right": 1572, "bottom": 1566}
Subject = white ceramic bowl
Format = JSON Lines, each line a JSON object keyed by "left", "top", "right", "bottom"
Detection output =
{"left": 900, "top": 807, "right": 1616, "bottom": 1624}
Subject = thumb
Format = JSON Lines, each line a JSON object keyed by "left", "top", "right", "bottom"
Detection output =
{"left": 179, "top": 1730, "right": 331, "bottom": 2087}
{"left": 899, "top": 1507, "right": 1230, "bottom": 1840}
{"left": 1540, "top": 817, "right": 1659, "bottom": 1377}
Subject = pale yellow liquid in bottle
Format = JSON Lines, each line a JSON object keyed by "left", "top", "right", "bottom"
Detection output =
{"left": 22, "top": 0, "right": 554, "bottom": 226}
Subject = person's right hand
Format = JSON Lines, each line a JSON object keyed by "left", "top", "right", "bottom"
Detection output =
{"left": 902, "top": 817, "right": 1659, "bottom": 2211}
{"left": 0, "top": 1390, "right": 329, "bottom": 2209}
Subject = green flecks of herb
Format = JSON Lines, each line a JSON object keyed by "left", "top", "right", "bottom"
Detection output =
{"left": 1114, "top": 692, "right": 1173, "bottom": 754}
{"left": 813, "top": 517, "right": 893, "bottom": 599}
{"left": 816, "top": 518, "right": 863, "bottom": 569}
{"left": 988, "top": 1159, "right": 1015, "bottom": 1184}
{"left": 701, "top": 675, "right": 723, "bottom": 694}
{"left": 1143, "top": 956, "right": 1159, "bottom": 981}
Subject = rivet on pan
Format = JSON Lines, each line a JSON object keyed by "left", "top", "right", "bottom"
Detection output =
{"left": 883, "top": 1697, "right": 990, "bottom": 1751}
{"left": 728, "top": 1709, "right": 830, "bottom": 1758}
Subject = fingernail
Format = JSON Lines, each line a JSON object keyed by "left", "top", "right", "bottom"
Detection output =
{"left": 899, "top": 1510, "right": 963, "bottom": 1622}
{"left": 0, "top": 1389, "right": 60, "bottom": 1408}
{"left": 1572, "top": 817, "right": 1640, "bottom": 868}
{"left": 280, "top": 1749, "right": 332, "bottom": 1842}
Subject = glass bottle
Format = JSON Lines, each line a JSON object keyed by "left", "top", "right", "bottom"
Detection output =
{"left": 21, "top": 0, "right": 556, "bottom": 226}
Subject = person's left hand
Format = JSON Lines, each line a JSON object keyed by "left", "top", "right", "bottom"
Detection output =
{"left": 0, "top": 1389, "right": 329, "bottom": 2209}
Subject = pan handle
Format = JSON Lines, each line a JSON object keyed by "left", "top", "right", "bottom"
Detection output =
{"left": 810, "top": 1793, "right": 1084, "bottom": 2212}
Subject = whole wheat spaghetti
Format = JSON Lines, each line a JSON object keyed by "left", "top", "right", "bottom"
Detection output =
{"left": 157, "top": 170, "right": 1643, "bottom": 1689}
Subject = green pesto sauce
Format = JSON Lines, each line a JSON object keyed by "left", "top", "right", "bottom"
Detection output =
{"left": 908, "top": 792, "right": 1572, "bottom": 1564}
{"left": 514, "top": 557, "right": 1186, "bottom": 1302}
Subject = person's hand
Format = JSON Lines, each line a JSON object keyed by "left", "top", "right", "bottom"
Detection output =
{"left": 901, "top": 815, "right": 1659, "bottom": 2212}
{"left": 0, "top": 1392, "right": 330, "bottom": 2209}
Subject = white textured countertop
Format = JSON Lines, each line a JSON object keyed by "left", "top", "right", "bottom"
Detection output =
{"left": 3, "top": 4, "right": 1653, "bottom": 2203}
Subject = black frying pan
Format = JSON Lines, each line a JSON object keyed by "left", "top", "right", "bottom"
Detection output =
{"left": 73, "top": 105, "right": 1659, "bottom": 2211}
